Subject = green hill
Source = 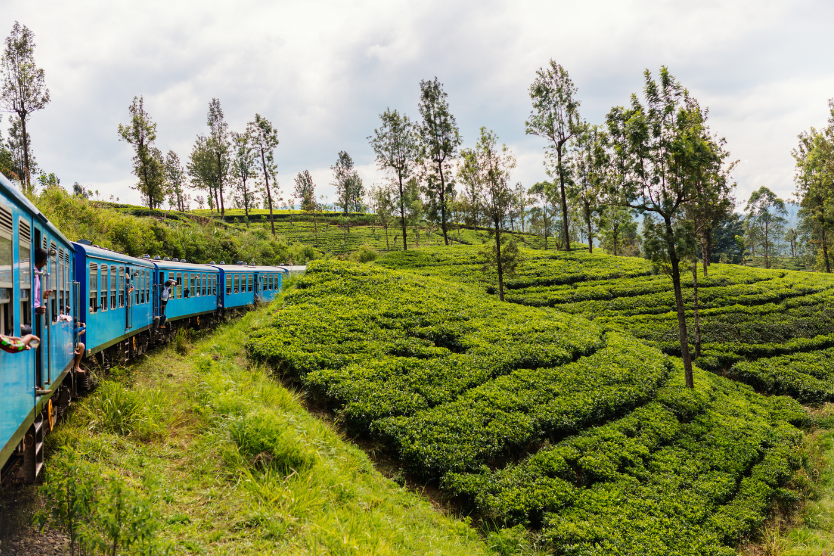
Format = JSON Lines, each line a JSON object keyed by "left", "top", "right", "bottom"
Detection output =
{"left": 247, "top": 260, "right": 807, "bottom": 555}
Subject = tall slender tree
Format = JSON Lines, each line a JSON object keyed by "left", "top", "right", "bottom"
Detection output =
{"left": 1, "top": 22, "right": 50, "bottom": 192}
{"left": 206, "top": 99, "right": 230, "bottom": 218}
{"left": 164, "top": 150, "right": 188, "bottom": 212}
{"left": 231, "top": 130, "right": 260, "bottom": 227}
{"left": 187, "top": 135, "right": 219, "bottom": 212}
{"left": 418, "top": 77, "right": 462, "bottom": 245}
{"left": 368, "top": 109, "right": 420, "bottom": 250}
{"left": 247, "top": 114, "right": 280, "bottom": 235}
{"left": 118, "top": 96, "right": 166, "bottom": 209}
{"left": 569, "top": 123, "right": 606, "bottom": 253}
{"left": 5, "top": 114, "right": 36, "bottom": 183}
{"left": 464, "top": 128, "right": 517, "bottom": 301}
{"left": 606, "top": 67, "right": 713, "bottom": 389}
{"left": 331, "top": 151, "right": 363, "bottom": 213}
{"left": 745, "top": 186, "right": 787, "bottom": 270}
{"left": 526, "top": 60, "right": 581, "bottom": 251}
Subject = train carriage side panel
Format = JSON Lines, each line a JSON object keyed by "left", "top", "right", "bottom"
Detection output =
{"left": 154, "top": 261, "right": 219, "bottom": 322}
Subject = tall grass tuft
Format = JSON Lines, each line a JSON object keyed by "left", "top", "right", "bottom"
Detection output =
{"left": 225, "top": 408, "right": 315, "bottom": 475}
{"left": 174, "top": 328, "right": 191, "bottom": 355}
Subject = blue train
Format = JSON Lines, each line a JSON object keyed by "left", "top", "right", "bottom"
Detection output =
{"left": 0, "top": 172, "right": 299, "bottom": 483}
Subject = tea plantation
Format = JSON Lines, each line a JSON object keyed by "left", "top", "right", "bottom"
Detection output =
{"left": 378, "top": 246, "right": 834, "bottom": 404}
{"left": 247, "top": 260, "right": 807, "bottom": 555}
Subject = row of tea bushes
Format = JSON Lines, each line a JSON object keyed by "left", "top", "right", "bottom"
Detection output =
{"left": 247, "top": 260, "right": 807, "bottom": 555}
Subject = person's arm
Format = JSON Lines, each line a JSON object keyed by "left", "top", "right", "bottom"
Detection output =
{"left": 1, "top": 334, "right": 36, "bottom": 353}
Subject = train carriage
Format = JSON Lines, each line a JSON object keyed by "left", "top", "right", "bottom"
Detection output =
{"left": 153, "top": 259, "right": 220, "bottom": 324}
{"left": 254, "top": 266, "right": 288, "bottom": 304}
{"left": 74, "top": 242, "right": 155, "bottom": 358}
{"left": 212, "top": 264, "right": 256, "bottom": 309}
{"left": 1, "top": 173, "right": 76, "bottom": 481}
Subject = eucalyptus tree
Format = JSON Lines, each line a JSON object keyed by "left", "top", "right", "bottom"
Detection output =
{"left": 247, "top": 114, "right": 280, "bottom": 235}
{"left": 368, "top": 108, "right": 420, "bottom": 250}
{"left": 164, "top": 151, "right": 188, "bottom": 212}
{"left": 526, "top": 60, "right": 581, "bottom": 251}
{"left": 206, "top": 99, "right": 231, "bottom": 218}
{"left": 569, "top": 123, "right": 607, "bottom": 253}
{"left": 794, "top": 98, "right": 834, "bottom": 273}
{"left": 118, "top": 96, "right": 166, "bottom": 209}
{"left": 528, "top": 180, "right": 557, "bottom": 249}
{"left": 293, "top": 169, "right": 316, "bottom": 211}
{"left": 418, "top": 77, "right": 462, "bottom": 245}
{"left": 230, "top": 130, "right": 260, "bottom": 227}
{"left": 0, "top": 22, "right": 49, "bottom": 192}
{"left": 5, "top": 114, "right": 36, "bottom": 183}
{"left": 331, "top": 151, "right": 363, "bottom": 214}
{"left": 187, "top": 135, "right": 219, "bottom": 212}
{"left": 606, "top": 67, "right": 714, "bottom": 388}
{"left": 745, "top": 187, "right": 788, "bottom": 269}
{"left": 464, "top": 128, "right": 517, "bottom": 301}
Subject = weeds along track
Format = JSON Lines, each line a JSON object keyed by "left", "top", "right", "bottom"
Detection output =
{"left": 247, "top": 260, "right": 807, "bottom": 555}
{"left": 378, "top": 246, "right": 834, "bottom": 404}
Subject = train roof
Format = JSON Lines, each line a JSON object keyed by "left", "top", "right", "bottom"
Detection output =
{"left": 0, "top": 173, "right": 74, "bottom": 248}
{"left": 209, "top": 264, "right": 259, "bottom": 272}
{"left": 277, "top": 265, "right": 306, "bottom": 272}
{"left": 74, "top": 242, "right": 156, "bottom": 267}
{"left": 154, "top": 259, "right": 219, "bottom": 272}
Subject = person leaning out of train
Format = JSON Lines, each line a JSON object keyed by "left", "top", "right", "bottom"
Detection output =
{"left": 33, "top": 248, "right": 51, "bottom": 315}
{"left": 73, "top": 321, "right": 86, "bottom": 374}
{"left": 159, "top": 279, "right": 174, "bottom": 329}
{"left": 0, "top": 334, "right": 40, "bottom": 353}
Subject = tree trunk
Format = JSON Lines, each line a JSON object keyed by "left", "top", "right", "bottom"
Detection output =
{"left": 495, "top": 218, "right": 504, "bottom": 301}
{"left": 667, "top": 218, "right": 694, "bottom": 388}
{"left": 557, "top": 148, "right": 571, "bottom": 252}
{"left": 20, "top": 115, "right": 31, "bottom": 192}
{"left": 384, "top": 225, "right": 389, "bottom": 251}
{"left": 692, "top": 261, "right": 701, "bottom": 359}
{"left": 823, "top": 229, "right": 831, "bottom": 273}
{"left": 398, "top": 175, "right": 408, "bottom": 250}
{"left": 438, "top": 161, "right": 449, "bottom": 245}
{"left": 259, "top": 149, "right": 276, "bottom": 235}
{"left": 701, "top": 237, "right": 708, "bottom": 277}
{"left": 587, "top": 210, "right": 593, "bottom": 254}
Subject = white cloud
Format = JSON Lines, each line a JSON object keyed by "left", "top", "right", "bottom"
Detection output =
{"left": 2, "top": 0, "right": 832, "bottom": 209}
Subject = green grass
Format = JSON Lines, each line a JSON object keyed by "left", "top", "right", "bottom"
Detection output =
{"left": 43, "top": 300, "right": 499, "bottom": 555}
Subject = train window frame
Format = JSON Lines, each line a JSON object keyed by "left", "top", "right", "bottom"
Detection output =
{"left": 50, "top": 241, "right": 58, "bottom": 323}
{"left": 190, "top": 272, "right": 196, "bottom": 298}
{"left": 176, "top": 272, "right": 182, "bottom": 298}
{"left": 0, "top": 208, "right": 13, "bottom": 336}
{"left": 58, "top": 248, "right": 64, "bottom": 315}
{"left": 248, "top": 274, "right": 253, "bottom": 292}
{"left": 196, "top": 273, "right": 201, "bottom": 297}
{"left": 89, "top": 263, "right": 98, "bottom": 314}
{"left": 226, "top": 274, "right": 232, "bottom": 295}
{"left": 118, "top": 267, "right": 125, "bottom": 308}
{"left": 109, "top": 265, "right": 117, "bottom": 309}
{"left": 101, "top": 265, "right": 108, "bottom": 311}
{"left": 233, "top": 274, "right": 239, "bottom": 294}
{"left": 146, "top": 270, "right": 150, "bottom": 304}
{"left": 18, "top": 218, "right": 31, "bottom": 331}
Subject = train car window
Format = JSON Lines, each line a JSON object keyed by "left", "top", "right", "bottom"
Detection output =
{"left": 118, "top": 267, "right": 124, "bottom": 308}
{"left": 58, "top": 248, "right": 65, "bottom": 314}
{"left": 0, "top": 207, "right": 12, "bottom": 335}
{"left": 176, "top": 272, "right": 182, "bottom": 298}
{"left": 233, "top": 274, "right": 239, "bottom": 294}
{"left": 189, "top": 272, "right": 195, "bottom": 298}
{"left": 18, "top": 218, "right": 31, "bottom": 330}
{"left": 271, "top": 274, "right": 275, "bottom": 290}
{"left": 50, "top": 241, "right": 58, "bottom": 322}
{"left": 110, "top": 265, "right": 117, "bottom": 309}
{"left": 196, "top": 273, "right": 201, "bottom": 297}
{"left": 226, "top": 274, "right": 232, "bottom": 295}
{"left": 248, "top": 274, "right": 253, "bottom": 292}
{"left": 101, "top": 265, "right": 108, "bottom": 311}
{"left": 140, "top": 271, "right": 145, "bottom": 304}
{"left": 89, "top": 263, "right": 98, "bottom": 313}
{"left": 146, "top": 270, "right": 150, "bottom": 304}
{"left": 64, "top": 252, "right": 70, "bottom": 315}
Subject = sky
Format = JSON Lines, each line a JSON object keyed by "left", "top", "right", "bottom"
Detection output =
{"left": 2, "top": 0, "right": 833, "bottom": 210}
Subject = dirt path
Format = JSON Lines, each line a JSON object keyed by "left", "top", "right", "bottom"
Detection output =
{"left": 0, "top": 484, "right": 68, "bottom": 555}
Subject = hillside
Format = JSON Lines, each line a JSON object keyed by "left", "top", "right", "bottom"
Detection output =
{"left": 377, "top": 246, "right": 834, "bottom": 403}
{"left": 247, "top": 260, "right": 807, "bottom": 555}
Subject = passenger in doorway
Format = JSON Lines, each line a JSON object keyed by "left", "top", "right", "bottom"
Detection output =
{"left": 1, "top": 334, "right": 40, "bottom": 353}
{"left": 33, "top": 248, "right": 51, "bottom": 315}
{"left": 72, "top": 321, "right": 87, "bottom": 374}
{"left": 159, "top": 279, "right": 174, "bottom": 329}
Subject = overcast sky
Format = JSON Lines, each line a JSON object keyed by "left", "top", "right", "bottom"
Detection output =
{"left": 3, "top": 0, "right": 833, "bottom": 209}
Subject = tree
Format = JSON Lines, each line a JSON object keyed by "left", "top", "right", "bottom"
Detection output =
{"left": 528, "top": 181, "right": 558, "bottom": 249}
{"left": 418, "top": 77, "right": 462, "bottom": 245}
{"left": 230, "top": 131, "right": 260, "bottom": 227}
{"left": 710, "top": 213, "right": 745, "bottom": 264}
{"left": 187, "top": 135, "right": 219, "bottom": 212}
{"left": 117, "top": 97, "right": 166, "bottom": 209}
{"left": 464, "top": 128, "right": 517, "bottom": 301}
{"left": 1, "top": 22, "right": 50, "bottom": 192}
{"left": 599, "top": 207, "right": 640, "bottom": 256}
{"left": 369, "top": 108, "right": 420, "bottom": 250}
{"left": 206, "top": 99, "right": 230, "bottom": 218}
{"left": 247, "top": 114, "right": 280, "bottom": 235}
{"left": 569, "top": 123, "right": 606, "bottom": 253}
{"left": 5, "top": 113, "right": 36, "bottom": 183}
{"left": 331, "top": 151, "right": 363, "bottom": 214}
{"left": 164, "top": 151, "right": 188, "bottom": 212}
{"left": 526, "top": 60, "right": 581, "bottom": 252}
{"left": 794, "top": 98, "right": 834, "bottom": 273}
{"left": 745, "top": 186, "right": 787, "bottom": 269}
{"left": 294, "top": 170, "right": 316, "bottom": 211}
{"left": 606, "top": 67, "right": 713, "bottom": 389}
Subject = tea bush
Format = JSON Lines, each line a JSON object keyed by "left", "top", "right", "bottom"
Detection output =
{"left": 248, "top": 260, "right": 805, "bottom": 554}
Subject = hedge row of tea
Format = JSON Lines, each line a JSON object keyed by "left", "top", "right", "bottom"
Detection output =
{"left": 378, "top": 246, "right": 834, "bottom": 403}
{"left": 247, "top": 260, "right": 805, "bottom": 554}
